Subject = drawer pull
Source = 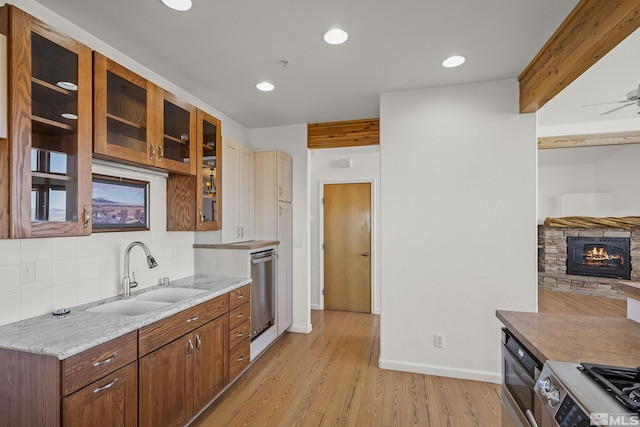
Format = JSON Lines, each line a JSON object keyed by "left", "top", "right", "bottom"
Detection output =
{"left": 236, "top": 313, "right": 244, "bottom": 319}
{"left": 237, "top": 331, "right": 245, "bottom": 338}
{"left": 237, "top": 355, "right": 245, "bottom": 362}
{"left": 93, "top": 378, "right": 117, "bottom": 394}
{"left": 236, "top": 295, "right": 245, "bottom": 299}
{"left": 186, "top": 316, "right": 199, "bottom": 323}
{"left": 92, "top": 353, "right": 117, "bottom": 367}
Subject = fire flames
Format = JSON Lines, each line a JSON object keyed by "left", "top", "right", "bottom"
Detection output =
{"left": 583, "top": 245, "right": 624, "bottom": 266}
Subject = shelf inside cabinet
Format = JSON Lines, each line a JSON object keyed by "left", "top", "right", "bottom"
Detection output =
{"left": 32, "top": 77, "right": 75, "bottom": 97}
{"left": 163, "top": 133, "right": 189, "bottom": 145}
{"left": 106, "top": 113, "right": 145, "bottom": 130}
{"left": 32, "top": 115, "right": 75, "bottom": 134}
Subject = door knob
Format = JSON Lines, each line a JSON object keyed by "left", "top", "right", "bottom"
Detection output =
{"left": 361, "top": 252, "right": 369, "bottom": 257}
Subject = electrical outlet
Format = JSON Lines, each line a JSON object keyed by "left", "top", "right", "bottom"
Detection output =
{"left": 434, "top": 334, "right": 445, "bottom": 348}
{"left": 21, "top": 262, "right": 36, "bottom": 284}
{"left": 170, "top": 247, "right": 179, "bottom": 261}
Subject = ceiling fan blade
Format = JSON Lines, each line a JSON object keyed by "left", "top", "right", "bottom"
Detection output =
{"left": 600, "top": 102, "right": 635, "bottom": 115}
{"left": 582, "top": 100, "right": 630, "bottom": 107}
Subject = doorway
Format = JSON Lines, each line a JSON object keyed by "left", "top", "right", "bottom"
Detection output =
{"left": 323, "top": 183, "right": 372, "bottom": 313}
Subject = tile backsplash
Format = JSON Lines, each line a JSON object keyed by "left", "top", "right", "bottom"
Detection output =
{"left": 0, "top": 161, "right": 196, "bottom": 326}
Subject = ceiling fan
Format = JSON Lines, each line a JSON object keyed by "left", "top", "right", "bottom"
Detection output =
{"left": 582, "top": 84, "right": 640, "bottom": 115}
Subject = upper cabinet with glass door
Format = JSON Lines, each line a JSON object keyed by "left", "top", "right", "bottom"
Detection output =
{"left": 0, "top": 5, "right": 92, "bottom": 238}
{"left": 93, "top": 53, "right": 196, "bottom": 175}
{"left": 197, "top": 110, "right": 222, "bottom": 230}
{"left": 93, "top": 52, "right": 158, "bottom": 168}
{"left": 157, "top": 88, "right": 196, "bottom": 175}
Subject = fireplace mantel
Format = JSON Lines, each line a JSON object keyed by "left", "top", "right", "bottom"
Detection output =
{"left": 544, "top": 216, "right": 640, "bottom": 230}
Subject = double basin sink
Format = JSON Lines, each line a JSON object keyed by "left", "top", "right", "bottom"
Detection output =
{"left": 86, "top": 287, "right": 206, "bottom": 316}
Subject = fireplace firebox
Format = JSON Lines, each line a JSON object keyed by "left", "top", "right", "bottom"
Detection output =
{"left": 566, "top": 237, "right": 631, "bottom": 280}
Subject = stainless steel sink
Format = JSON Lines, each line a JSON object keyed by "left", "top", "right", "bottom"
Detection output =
{"left": 86, "top": 299, "right": 170, "bottom": 316}
{"left": 135, "top": 287, "right": 206, "bottom": 303}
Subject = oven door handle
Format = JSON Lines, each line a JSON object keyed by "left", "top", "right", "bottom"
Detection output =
{"left": 525, "top": 409, "right": 539, "bottom": 427}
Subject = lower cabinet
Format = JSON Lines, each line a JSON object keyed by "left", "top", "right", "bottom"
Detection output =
{"left": 63, "top": 362, "right": 138, "bottom": 427}
{"left": 139, "top": 309, "right": 229, "bottom": 427}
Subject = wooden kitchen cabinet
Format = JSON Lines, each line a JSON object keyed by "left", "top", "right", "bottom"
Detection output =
{"left": 221, "top": 137, "right": 254, "bottom": 242}
{"left": 166, "top": 109, "right": 222, "bottom": 231}
{"left": 63, "top": 362, "right": 138, "bottom": 427}
{"left": 138, "top": 295, "right": 229, "bottom": 427}
{"left": 228, "top": 284, "right": 251, "bottom": 380}
{"left": 94, "top": 53, "right": 197, "bottom": 175}
{"left": 0, "top": 5, "right": 93, "bottom": 238}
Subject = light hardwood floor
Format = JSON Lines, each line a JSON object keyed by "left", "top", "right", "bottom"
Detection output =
{"left": 193, "top": 290, "right": 627, "bottom": 427}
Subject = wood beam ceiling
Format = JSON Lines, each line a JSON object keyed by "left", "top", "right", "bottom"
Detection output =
{"left": 519, "top": 0, "right": 640, "bottom": 114}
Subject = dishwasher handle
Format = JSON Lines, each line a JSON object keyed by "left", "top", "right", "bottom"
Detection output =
{"left": 252, "top": 255, "right": 275, "bottom": 264}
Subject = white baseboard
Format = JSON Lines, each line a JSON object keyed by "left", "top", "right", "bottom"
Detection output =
{"left": 378, "top": 358, "right": 501, "bottom": 384}
{"left": 310, "top": 304, "right": 322, "bottom": 310}
{"left": 287, "top": 323, "right": 312, "bottom": 334}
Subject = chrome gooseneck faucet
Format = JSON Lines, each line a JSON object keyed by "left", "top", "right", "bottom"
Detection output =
{"left": 122, "top": 241, "right": 158, "bottom": 298}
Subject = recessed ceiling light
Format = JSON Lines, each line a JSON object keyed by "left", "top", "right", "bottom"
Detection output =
{"left": 161, "top": 0, "right": 192, "bottom": 11}
{"left": 256, "top": 82, "right": 275, "bottom": 92}
{"left": 323, "top": 28, "right": 348, "bottom": 45}
{"left": 442, "top": 55, "right": 466, "bottom": 68}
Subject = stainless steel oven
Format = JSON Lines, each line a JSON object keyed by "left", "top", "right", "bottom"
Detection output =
{"left": 502, "top": 329, "right": 543, "bottom": 427}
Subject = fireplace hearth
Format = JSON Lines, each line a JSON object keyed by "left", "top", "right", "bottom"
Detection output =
{"left": 566, "top": 237, "right": 631, "bottom": 280}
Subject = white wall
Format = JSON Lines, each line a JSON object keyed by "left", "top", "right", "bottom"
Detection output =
{"left": 247, "top": 125, "right": 312, "bottom": 333}
{"left": 379, "top": 79, "right": 537, "bottom": 383}
{"left": 538, "top": 144, "right": 640, "bottom": 219}
{"left": 0, "top": 0, "right": 250, "bottom": 326}
{"left": 309, "top": 146, "right": 381, "bottom": 313}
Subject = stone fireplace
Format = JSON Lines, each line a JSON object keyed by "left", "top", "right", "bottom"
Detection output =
{"left": 538, "top": 225, "right": 640, "bottom": 299}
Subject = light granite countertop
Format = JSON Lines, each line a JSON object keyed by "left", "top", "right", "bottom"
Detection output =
{"left": 0, "top": 275, "right": 251, "bottom": 360}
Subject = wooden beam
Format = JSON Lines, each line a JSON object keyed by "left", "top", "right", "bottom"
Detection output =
{"left": 307, "top": 118, "right": 379, "bottom": 149}
{"left": 519, "top": 0, "right": 640, "bottom": 113}
{"left": 538, "top": 130, "right": 640, "bottom": 149}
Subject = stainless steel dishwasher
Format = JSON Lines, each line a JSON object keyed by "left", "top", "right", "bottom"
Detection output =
{"left": 250, "top": 249, "right": 275, "bottom": 340}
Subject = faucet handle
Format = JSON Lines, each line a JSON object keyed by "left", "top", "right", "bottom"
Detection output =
{"left": 130, "top": 271, "right": 138, "bottom": 289}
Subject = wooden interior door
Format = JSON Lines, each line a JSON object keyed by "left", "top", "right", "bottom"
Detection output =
{"left": 323, "top": 183, "right": 371, "bottom": 312}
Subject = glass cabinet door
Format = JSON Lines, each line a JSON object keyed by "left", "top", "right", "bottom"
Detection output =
{"left": 159, "top": 90, "right": 196, "bottom": 175}
{"left": 4, "top": 6, "right": 92, "bottom": 238}
{"left": 93, "top": 52, "right": 156, "bottom": 167}
{"left": 197, "top": 110, "right": 222, "bottom": 230}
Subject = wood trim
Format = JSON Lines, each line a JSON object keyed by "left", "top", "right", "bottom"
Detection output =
{"left": 538, "top": 130, "right": 640, "bottom": 149}
{"left": 543, "top": 216, "right": 640, "bottom": 229}
{"left": 307, "top": 118, "right": 379, "bottom": 149}
{"left": 519, "top": 0, "right": 640, "bottom": 113}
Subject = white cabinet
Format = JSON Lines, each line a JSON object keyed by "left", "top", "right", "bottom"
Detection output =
{"left": 276, "top": 151, "right": 292, "bottom": 202}
{"left": 255, "top": 150, "right": 293, "bottom": 334}
{"left": 222, "top": 138, "right": 254, "bottom": 243}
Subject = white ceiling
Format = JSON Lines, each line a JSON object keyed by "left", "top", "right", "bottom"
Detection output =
{"left": 35, "top": 0, "right": 579, "bottom": 129}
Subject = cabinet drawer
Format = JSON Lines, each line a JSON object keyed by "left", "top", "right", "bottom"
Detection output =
{"left": 229, "top": 285, "right": 250, "bottom": 309}
{"left": 63, "top": 361, "right": 138, "bottom": 427}
{"left": 229, "top": 339, "right": 250, "bottom": 380}
{"left": 62, "top": 331, "right": 137, "bottom": 396}
{"left": 229, "top": 319, "right": 250, "bottom": 350}
{"left": 229, "top": 302, "right": 250, "bottom": 330}
{"left": 139, "top": 295, "right": 229, "bottom": 356}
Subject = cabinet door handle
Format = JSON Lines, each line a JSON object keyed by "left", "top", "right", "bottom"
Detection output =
{"left": 279, "top": 186, "right": 283, "bottom": 197}
{"left": 237, "top": 355, "right": 245, "bottom": 362}
{"left": 83, "top": 205, "right": 91, "bottom": 229}
{"left": 186, "top": 316, "right": 199, "bottom": 323}
{"left": 199, "top": 211, "right": 204, "bottom": 224}
{"left": 93, "top": 378, "right": 117, "bottom": 394}
{"left": 188, "top": 339, "right": 194, "bottom": 358}
{"left": 92, "top": 353, "right": 117, "bottom": 367}
{"left": 159, "top": 146, "right": 164, "bottom": 161}
{"left": 195, "top": 334, "right": 202, "bottom": 352}
{"left": 279, "top": 205, "right": 283, "bottom": 217}
{"left": 150, "top": 144, "right": 155, "bottom": 160}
